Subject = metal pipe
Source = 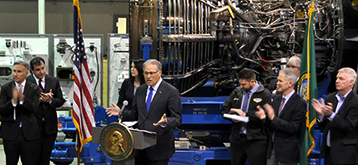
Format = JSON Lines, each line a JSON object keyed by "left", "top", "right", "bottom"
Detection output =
{"left": 193, "top": 0, "right": 197, "bottom": 34}
{"left": 173, "top": 0, "right": 177, "bottom": 75}
{"left": 168, "top": 0, "right": 172, "bottom": 75}
{"left": 177, "top": 0, "right": 181, "bottom": 74}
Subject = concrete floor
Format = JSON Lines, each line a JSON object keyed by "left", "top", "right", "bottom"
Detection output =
{"left": 0, "top": 144, "right": 79, "bottom": 165}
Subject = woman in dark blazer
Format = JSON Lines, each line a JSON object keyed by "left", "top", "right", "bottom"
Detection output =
{"left": 116, "top": 59, "right": 145, "bottom": 110}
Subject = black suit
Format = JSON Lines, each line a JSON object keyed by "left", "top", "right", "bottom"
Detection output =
{"left": 122, "top": 80, "right": 182, "bottom": 163}
{"left": 117, "top": 79, "right": 135, "bottom": 110}
{"left": 0, "top": 80, "right": 40, "bottom": 165}
{"left": 26, "top": 74, "right": 65, "bottom": 165}
{"left": 221, "top": 82, "right": 271, "bottom": 165}
{"left": 266, "top": 92, "right": 306, "bottom": 164}
{"left": 318, "top": 91, "right": 358, "bottom": 164}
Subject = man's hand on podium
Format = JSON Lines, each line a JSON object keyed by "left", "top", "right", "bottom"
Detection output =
{"left": 106, "top": 103, "right": 121, "bottom": 117}
{"left": 153, "top": 113, "right": 166, "bottom": 126}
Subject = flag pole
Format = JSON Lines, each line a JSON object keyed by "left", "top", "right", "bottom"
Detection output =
{"left": 77, "top": 129, "right": 81, "bottom": 165}
{"left": 73, "top": 0, "right": 95, "bottom": 164}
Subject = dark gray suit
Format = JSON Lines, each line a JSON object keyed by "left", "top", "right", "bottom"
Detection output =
{"left": 26, "top": 74, "right": 65, "bottom": 165}
{"left": 0, "top": 80, "right": 40, "bottom": 165}
{"left": 122, "top": 80, "right": 182, "bottom": 161}
{"left": 318, "top": 91, "right": 358, "bottom": 164}
{"left": 266, "top": 93, "right": 306, "bottom": 163}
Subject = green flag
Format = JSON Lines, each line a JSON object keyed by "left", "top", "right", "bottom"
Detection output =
{"left": 297, "top": 4, "right": 318, "bottom": 165}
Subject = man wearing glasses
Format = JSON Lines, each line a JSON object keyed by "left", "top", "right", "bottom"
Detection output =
{"left": 270, "top": 56, "right": 301, "bottom": 96}
{"left": 107, "top": 59, "right": 182, "bottom": 165}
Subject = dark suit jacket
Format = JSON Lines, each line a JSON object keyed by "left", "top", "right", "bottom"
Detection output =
{"left": 266, "top": 92, "right": 306, "bottom": 163}
{"left": 116, "top": 79, "right": 135, "bottom": 110}
{"left": 0, "top": 80, "right": 40, "bottom": 141}
{"left": 318, "top": 91, "right": 358, "bottom": 164}
{"left": 26, "top": 74, "right": 65, "bottom": 135}
{"left": 221, "top": 82, "right": 271, "bottom": 140}
{"left": 122, "top": 80, "right": 182, "bottom": 160}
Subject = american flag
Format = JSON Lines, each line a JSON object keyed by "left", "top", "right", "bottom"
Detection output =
{"left": 72, "top": 0, "right": 95, "bottom": 152}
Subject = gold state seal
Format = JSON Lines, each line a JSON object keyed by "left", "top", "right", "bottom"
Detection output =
{"left": 100, "top": 123, "right": 134, "bottom": 161}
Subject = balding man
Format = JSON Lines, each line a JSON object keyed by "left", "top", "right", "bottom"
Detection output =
{"left": 270, "top": 56, "right": 301, "bottom": 95}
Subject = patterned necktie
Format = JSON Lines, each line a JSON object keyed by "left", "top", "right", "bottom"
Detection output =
{"left": 278, "top": 97, "right": 286, "bottom": 115}
{"left": 17, "top": 84, "right": 23, "bottom": 127}
{"left": 17, "top": 84, "right": 23, "bottom": 93}
{"left": 242, "top": 91, "right": 250, "bottom": 112}
{"left": 38, "top": 79, "right": 44, "bottom": 92}
{"left": 146, "top": 87, "right": 154, "bottom": 112}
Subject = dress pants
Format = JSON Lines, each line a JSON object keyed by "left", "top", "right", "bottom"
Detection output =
{"left": 267, "top": 147, "right": 298, "bottom": 165}
{"left": 135, "top": 149, "right": 170, "bottom": 165}
{"left": 37, "top": 121, "right": 57, "bottom": 165}
{"left": 3, "top": 129, "right": 38, "bottom": 165}
{"left": 323, "top": 147, "right": 358, "bottom": 165}
{"left": 230, "top": 134, "right": 267, "bottom": 165}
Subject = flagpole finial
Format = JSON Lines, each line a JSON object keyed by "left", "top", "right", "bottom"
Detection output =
{"left": 308, "top": 4, "right": 315, "bottom": 16}
{"left": 73, "top": 0, "right": 79, "bottom": 6}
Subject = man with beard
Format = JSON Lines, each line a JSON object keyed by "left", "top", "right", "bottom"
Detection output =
{"left": 221, "top": 68, "right": 271, "bottom": 165}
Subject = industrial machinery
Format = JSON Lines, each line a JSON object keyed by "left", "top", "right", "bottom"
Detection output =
{"left": 52, "top": 34, "right": 104, "bottom": 108}
{"left": 107, "top": 33, "right": 131, "bottom": 107}
{"left": 0, "top": 34, "right": 50, "bottom": 86}
{"left": 0, "top": 34, "right": 103, "bottom": 110}
{"left": 130, "top": 0, "right": 344, "bottom": 95}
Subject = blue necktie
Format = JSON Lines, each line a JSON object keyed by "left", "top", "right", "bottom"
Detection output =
{"left": 146, "top": 87, "right": 154, "bottom": 112}
{"left": 242, "top": 91, "right": 250, "bottom": 112}
{"left": 240, "top": 91, "right": 250, "bottom": 134}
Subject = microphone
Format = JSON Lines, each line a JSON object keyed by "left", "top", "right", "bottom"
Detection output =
{"left": 118, "top": 100, "right": 128, "bottom": 123}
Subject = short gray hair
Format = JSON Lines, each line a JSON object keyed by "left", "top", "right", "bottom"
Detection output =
{"left": 338, "top": 67, "right": 357, "bottom": 84}
{"left": 280, "top": 68, "right": 298, "bottom": 84}
{"left": 14, "top": 61, "right": 29, "bottom": 71}
{"left": 143, "top": 59, "right": 162, "bottom": 71}
{"left": 287, "top": 56, "right": 301, "bottom": 69}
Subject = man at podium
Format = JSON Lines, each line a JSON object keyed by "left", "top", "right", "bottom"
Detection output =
{"left": 107, "top": 59, "right": 182, "bottom": 165}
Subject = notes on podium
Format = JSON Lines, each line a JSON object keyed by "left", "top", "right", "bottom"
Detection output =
{"left": 122, "top": 121, "right": 138, "bottom": 127}
{"left": 223, "top": 114, "right": 249, "bottom": 123}
{"left": 129, "top": 128, "right": 156, "bottom": 135}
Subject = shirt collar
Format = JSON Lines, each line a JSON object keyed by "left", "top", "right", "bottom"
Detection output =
{"left": 283, "top": 90, "right": 295, "bottom": 101}
{"left": 15, "top": 79, "right": 26, "bottom": 87}
{"left": 33, "top": 74, "right": 44, "bottom": 84}
{"left": 250, "top": 81, "right": 259, "bottom": 94}
{"left": 148, "top": 78, "right": 163, "bottom": 91}
{"left": 336, "top": 89, "right": 352, "bottom": 100}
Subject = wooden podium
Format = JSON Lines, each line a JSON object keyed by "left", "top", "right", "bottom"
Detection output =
{"left": 92, "top": 125, "right": 157, "bottom": 165}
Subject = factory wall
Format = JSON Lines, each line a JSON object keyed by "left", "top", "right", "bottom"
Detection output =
{"left": 0, "top": 1, "right": 129, "bottom": 50}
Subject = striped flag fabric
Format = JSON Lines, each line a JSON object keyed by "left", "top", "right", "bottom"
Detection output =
{"left": 72, "top": 0, "right": 95, "bottom": 152}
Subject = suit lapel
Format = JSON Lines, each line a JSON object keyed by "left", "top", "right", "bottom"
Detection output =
{"left": 278, "top": 93, "right": 296, "bottom": 117}
{"left": 141, "top": 84, "right": 150, "bottom": 116}
{"left": 146, "top": 81, "right": 164, "bottom": 116}
{"left": 23, "top": 81, "right": 31, "bottom": 96}
{"left": 44, "top": 75, "right": 50, "bottom": 92}
{"left": 274, "top": 94, "right": 283, "bottom": 116}
{"left": 335, "top": 91, "right": 353, "bottom": 115}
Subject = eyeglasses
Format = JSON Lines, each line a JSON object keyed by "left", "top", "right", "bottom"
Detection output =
{"left": 144, "top": 71, "right": 159, "bottom": 76}
{"left": 286, "top": 64, "right": 299, "bottom": 69}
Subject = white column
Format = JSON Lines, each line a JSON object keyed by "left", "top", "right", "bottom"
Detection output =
{"left": 38, "top": 0, "right": 45, "bottom": 34}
